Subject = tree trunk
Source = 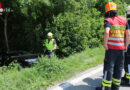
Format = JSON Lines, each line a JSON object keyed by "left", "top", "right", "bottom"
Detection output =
{"left": 4, "top": 14, "right": 9, "bottom": 52}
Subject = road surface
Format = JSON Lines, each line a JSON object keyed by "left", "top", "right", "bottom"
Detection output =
{"left": 48, "top": 65, "right": 130, "bottom": 90}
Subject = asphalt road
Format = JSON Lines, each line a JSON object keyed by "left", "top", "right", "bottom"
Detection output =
{"left": 48, "top": 65, "right": 130, "bottom": 90}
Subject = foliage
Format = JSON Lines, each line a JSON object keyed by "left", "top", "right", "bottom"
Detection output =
{"left": 0, "top": 47, "right": 104, "bottom": 90}
{"left": 46, "top": 8, "right": 104, "bottom": 57}
{"left": 0, "top": 0, "right": 129, "bottom": 56}
{"left": 0, "top": 0, "right": 129, "bottom": 89}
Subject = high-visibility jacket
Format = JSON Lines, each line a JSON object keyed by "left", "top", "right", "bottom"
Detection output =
{"left": 45, "top": 39, "right": 55, "bottom": 51}
{"left": 105, "top": 16, "right": 127, "bottom": 50}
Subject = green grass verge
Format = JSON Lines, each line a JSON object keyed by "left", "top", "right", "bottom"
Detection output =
{"left": 0, "top": 47, "right": 105, "bottom": 90}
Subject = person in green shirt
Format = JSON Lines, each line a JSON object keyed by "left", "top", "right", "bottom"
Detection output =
{"left": 44, "top": 32, "right": 57, "bottom": 58}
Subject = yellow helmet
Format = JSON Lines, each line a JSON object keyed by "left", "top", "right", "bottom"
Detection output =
{"left": 47, "top": 32, "right": 53, "bottom": 37}
{"left": 105, "top": 2, "right": 117, "bottom": 13}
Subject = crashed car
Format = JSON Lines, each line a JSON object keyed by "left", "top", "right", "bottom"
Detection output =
{"left": 0, "top": 51, "right": 40, "bottom": 70}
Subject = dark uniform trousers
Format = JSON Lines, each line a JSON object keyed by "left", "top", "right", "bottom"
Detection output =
{"left": 102, "top": 49, "right": 124, "bottom": 90}
{"left": 124, "top": 46, "right": 130, "bottom": 84}
{"left": 44, "top": 50, "right": 55, "bottom": 58}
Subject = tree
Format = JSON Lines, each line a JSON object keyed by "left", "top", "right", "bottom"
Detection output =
{"left": 0, "top": 0, "right": 14, "bottom": 52}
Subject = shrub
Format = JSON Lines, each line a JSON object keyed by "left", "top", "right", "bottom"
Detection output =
{"left": 45, "top": 8, "right": 104, "bottom": 57}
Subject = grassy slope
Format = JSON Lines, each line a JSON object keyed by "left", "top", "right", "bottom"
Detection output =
{"left": 0, "top": 47, "right": 105, "bottom": 90}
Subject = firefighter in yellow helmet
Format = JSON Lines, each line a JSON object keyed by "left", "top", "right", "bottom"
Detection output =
{"left": 44, "top": 32, "right": 57, "bottom": 58}
{"left": 96, "top": 2, "right": 130, "bottom": 90}
{"left": 121, "top": 6, "right": 130, "bottom": 86}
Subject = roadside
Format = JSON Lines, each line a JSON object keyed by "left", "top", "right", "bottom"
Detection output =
{"left": 48, "top": 65, "right": 103, "bottom": 90}
{"left": 48, "top": 65, "right": 130, "bottom": 90}
{"left": 40, "top": 47, "right": 105, "bottom": 89}
{"left": 0, "top": 47, "right": 105, "bottom": 90}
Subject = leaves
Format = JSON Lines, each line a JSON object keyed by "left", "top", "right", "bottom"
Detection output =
{"left": 0, "top": 0, "right": 128, "bottom": 56}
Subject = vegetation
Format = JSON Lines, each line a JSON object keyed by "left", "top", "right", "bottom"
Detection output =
{"left": 0, "top": 0, "right": 129, "bottom": 89}
{"left": 0, "top": 0, "right": 129, "bottom": 57}
{"left": 0, "top": 47, "right": 104, "bottom": 90}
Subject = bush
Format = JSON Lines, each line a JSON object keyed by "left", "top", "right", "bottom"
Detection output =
{"left": 35, "top": 56, "right": 64, "bottom": 81}
{"left": 1, "top": 0, "right": 128, "bottom": 57}
{"left": 45, "top": 8, "right": 104, "bottom": 57}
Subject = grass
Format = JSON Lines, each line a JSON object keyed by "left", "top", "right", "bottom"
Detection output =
{"left": 0, "top": 47, "right": 105, "bottom": 90}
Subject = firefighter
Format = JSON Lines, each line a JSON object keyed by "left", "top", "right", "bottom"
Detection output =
{"left": 121, "top": 6, "right": 130, "bottom": 86}
{"left": 96, "top": 2, "right": 130, "bottom": 90}
{"left": 44, "top": 32, "right": 57, "bottom": 58}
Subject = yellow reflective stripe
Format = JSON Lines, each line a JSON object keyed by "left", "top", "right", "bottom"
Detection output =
{"left": 112, "top": 82, "right": 120, "bottom": 85}
{"left": 111, "top": 25, "right": 126, "bottom": 30}
{"left": 112, "top": 78, "right": 121, "bottom": 82}
{"left": 126, "top": 76, "right": 130, "bottom": 79}
{"left": 110, "top": 30, "right": 125, "bottom": 34}
{"left": 126, "top": 72, "right": 130, "bottom": 79}
{"left": 102, "top": 82, "right": 111, "bottom": 87}
{"left": 126, "top": 72, "right": 130, "bottom": 75}
{"left": 110, "top": 34, "right": 124, "bottom": 38}
{"left": 127, "top": 18, "right": 130, "bottom": 20}
{"left": 102, "top": 79, "right": 112, "bottom": 87}
{"left": 112, "top": 78, "right": 121, "bottom": 85}
{"left": 102, "top": 79, "right": 112, "bottom": 83}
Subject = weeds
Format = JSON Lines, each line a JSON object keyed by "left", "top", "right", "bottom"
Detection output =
{"left": 0, "top": 47, "right": 105, "bottom": 90}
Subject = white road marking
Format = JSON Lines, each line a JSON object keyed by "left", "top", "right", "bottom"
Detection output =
{"left": 69, "top": 66, "right": 103, "bottom": 84}
{"left": 48, "top": 65, "right": 103, "bottom": 90}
